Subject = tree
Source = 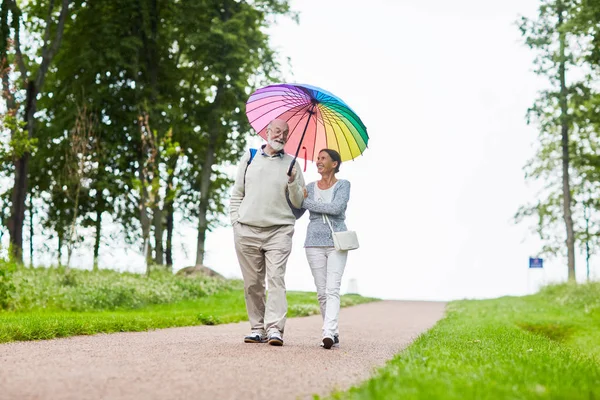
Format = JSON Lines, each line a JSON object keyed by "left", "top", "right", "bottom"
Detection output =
{"left": 172, "top": 0, "right": 294, "bottom": 266}
{"left": 518, "top": 0, "right": 580, "bottom": 280}
{"left": 35, "top": 0, "right": 182, "bottom": 271}
{"left": 1, "top": 0, "right": 70, "bottom": 263}
{"left": 3, "top": 0, "right": 294, "bottom": 271}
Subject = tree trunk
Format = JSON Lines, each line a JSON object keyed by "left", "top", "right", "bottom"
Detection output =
{"left": 195, "top": 82, "right": 224, "bottom": 267}
{"left": 93, "top": 209, "right": 102, "bottom": 271}
{"left": 165, "top": 204, "right": 175, "bottom": 269}
{"left": 558, "top": 5, "right": 576, "bottom": 281}
{"left": 7, "top": 0, "right": 70, "bottom": 263}
{"left": 139, "top": 166, "right": 153, "bottom": 272}
{"left": 195, "top": 139, "right": 216, "bottom": 266}
{"left": 28, "top": 194, "right": 34, "bottom": 267}
{"left": 584, "top": 201, "right": 590, "bottom": 282}
{"left": 57, "top": 233, "right": 63, "bottom": 267}
{"left": 1, "top": 65, "right": 20, "bottom": 260}
{"left": 9, "top": 152, "right": 29, "bottom": 263}
{"left": 142, "top": 0, "right": 161, "bottom": 267}
{"left": 153, "top": 206, "right": 164, "bottom": 265}
{"left": 165, "top": 173, "right": 175, "bottom": 268}
{"left": 165, "top": 205, "right": 174, "bottom": 267}
{"left": 137, "top": 112, "right": 155, "bottom": 274}
{"left": 66, "top": 183, "right": 82, "bottom": 272}
{"left": 9, "top": 81, "right": 35, "bottom": 264}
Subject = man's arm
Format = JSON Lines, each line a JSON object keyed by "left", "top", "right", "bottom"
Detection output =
{"left": 229, "top": 151, "right": 251, "bottom": 225}
{"left": 287, "top": 160, "right": 305, "bottom": 209}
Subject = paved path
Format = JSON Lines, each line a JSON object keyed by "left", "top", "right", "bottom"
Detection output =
{"left": 0, "top": 301, "right": 446, "bottom": 400}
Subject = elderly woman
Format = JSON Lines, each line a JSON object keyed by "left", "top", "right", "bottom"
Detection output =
{"left": 302, "top": 148, "right": 351, "bottom": 349}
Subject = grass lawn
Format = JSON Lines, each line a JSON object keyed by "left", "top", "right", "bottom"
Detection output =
{"left": 0, "top": 289, "right": 375, "bottom": 343}
{"left": 329, "top": 282, "right": 600, "bottom": 400}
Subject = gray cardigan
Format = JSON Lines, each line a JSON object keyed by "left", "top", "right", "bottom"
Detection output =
{"left": 302, "top": 179, "right": 351, "bottom": 247}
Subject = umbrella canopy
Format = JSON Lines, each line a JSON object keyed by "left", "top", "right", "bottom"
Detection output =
{"left": 245, "top": 83, "right": 369, "bottom": 167}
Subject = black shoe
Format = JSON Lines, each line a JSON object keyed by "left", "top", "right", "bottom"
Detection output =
{"left": 244, "top": 331, "right": 266, "bottom": 343}
{"left": 334, "top": 334, "right": 339, "bottom": 345}
{"left": 322, "top": 336, "right": 334, "bottom": 349}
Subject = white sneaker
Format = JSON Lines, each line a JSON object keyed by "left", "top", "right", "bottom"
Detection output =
{"left": 267, "top": 331, "right": 284, "bottom": 346}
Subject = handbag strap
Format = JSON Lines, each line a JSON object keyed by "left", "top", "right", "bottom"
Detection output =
{"left": 323, "top": 214, "right": 335, "bottom": 234}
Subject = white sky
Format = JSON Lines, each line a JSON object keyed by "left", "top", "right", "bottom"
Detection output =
{"left": 199, "top": 0, "right": 598, "bottom": 301}
{"left": 15, "top": 0, "right": 599, "bottom": 301}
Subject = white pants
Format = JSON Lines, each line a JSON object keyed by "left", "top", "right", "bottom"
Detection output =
{"left": 305, "top": 247, "right": 348, "bottom": 338}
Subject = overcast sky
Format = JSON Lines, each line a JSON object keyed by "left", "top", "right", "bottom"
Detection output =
{"left": 195, "top": 0, "right": 593, "bottom": 301}
{"left": 216, "top": 0, "right": 597, "bottom": 300}
{"left": 25, "top": 0, "right": 598, "bottom": 301}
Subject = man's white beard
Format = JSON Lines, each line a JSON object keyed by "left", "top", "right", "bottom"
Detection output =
{"left": 269, "top": 138, "right": 285, "bottom": 152}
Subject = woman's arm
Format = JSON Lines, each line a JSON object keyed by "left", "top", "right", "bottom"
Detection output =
{"left": 302, "top": 181, "right": 350, "bottom": 216}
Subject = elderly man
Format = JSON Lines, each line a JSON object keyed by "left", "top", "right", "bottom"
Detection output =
{"left": 230, "top": 119, "right": 305, "bottom": 346}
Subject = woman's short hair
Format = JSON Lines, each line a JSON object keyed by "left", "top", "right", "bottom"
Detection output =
{"left": 320, "top": 148, "right": 342, "bottom": 173}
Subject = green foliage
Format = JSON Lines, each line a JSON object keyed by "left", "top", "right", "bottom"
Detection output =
{"left": 197, "top": 313, "right": 222, "bottom": 325}
{"left": 286, "top": 293, "right": 379, "bottom": 317}
{"left": 3, "top": 264, "right": 233, "bottom": 311}
{"left": 329, "top": 283, "right": 600, "bottom": 399}
{"left": 0, "top": 113, "right": 37, "bottom": 163}
{"left": 0, "top": 271, "right": 377, "bottom": 343}
{"left": 538, "top": 281, "right": 600, "bottom": 311}
{"left": 2, "top": 264, "right": 378, "bottom": 315}
{"left": 16, "top": 0, "right": 295, "bottom": 265}
{"left": 0, "top": 262, "right": 16, "bottom": 309}
{"left": 287, "top": 304, "right": 320, "bottom": 317}
{"left": 567, "top": 0, "right": 600, "bottom": 65}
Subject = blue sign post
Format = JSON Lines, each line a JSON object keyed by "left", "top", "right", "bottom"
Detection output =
{"left": 529, "top": 257, "right": 543, "bottom": 268}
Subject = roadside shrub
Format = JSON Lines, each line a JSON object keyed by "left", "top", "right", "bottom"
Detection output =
{"left": 0, "top": 266, "right": 16, "bottom": 310}
{"left": 6, "top": 265, "right": 233, "bottom": 311}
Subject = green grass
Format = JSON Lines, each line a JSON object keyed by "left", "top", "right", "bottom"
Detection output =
{"left": 0, "top": 261, "right": 378, "bottom": 343}
{"left": 329, "top": 282, "right": 600, "bottom": 399}
{"left": 0, "top": 263, "right": 233, "bottom": 311}
{"left": 0, "top": 288, "right": 376, "bottom": 343}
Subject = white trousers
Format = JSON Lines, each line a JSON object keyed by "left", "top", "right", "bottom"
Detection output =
{"left": 305, "top": 247, "right": 348, "bottom": 337}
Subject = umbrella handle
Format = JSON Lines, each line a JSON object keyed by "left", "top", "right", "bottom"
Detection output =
{"left": 287, "top": 158, "right": 296, "bottom": 177}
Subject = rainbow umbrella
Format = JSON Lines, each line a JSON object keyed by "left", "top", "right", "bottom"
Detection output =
{"left": 246, "top": 83, "right": 369, "bottom": 175}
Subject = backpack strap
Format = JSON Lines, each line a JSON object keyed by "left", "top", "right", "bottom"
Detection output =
{"left": 248, "top": 148, "right": 257, "bottom": 165}
{"left": 244, "top": 148, "right": 258, "bottom": 186}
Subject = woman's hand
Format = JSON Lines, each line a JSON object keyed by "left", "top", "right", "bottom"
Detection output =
{"left": 303, "top": 187, "right": 308, "bottom": 198}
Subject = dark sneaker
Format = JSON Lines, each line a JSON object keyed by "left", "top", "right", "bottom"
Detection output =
{"left": 244, "top": 331, "right": 267, "bottom": 343}
{"left": 322, "top": 336, "right": 334, "bottom": 349}
{"left": 334, "top": 334, "right": 340, "bottom": 345}
{"left": 267, "top": 331, "right": 284, "bottom": 346}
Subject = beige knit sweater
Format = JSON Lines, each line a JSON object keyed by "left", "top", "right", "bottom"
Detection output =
{"left": 230, "top": 149, "right": 305, "bottom": 227}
